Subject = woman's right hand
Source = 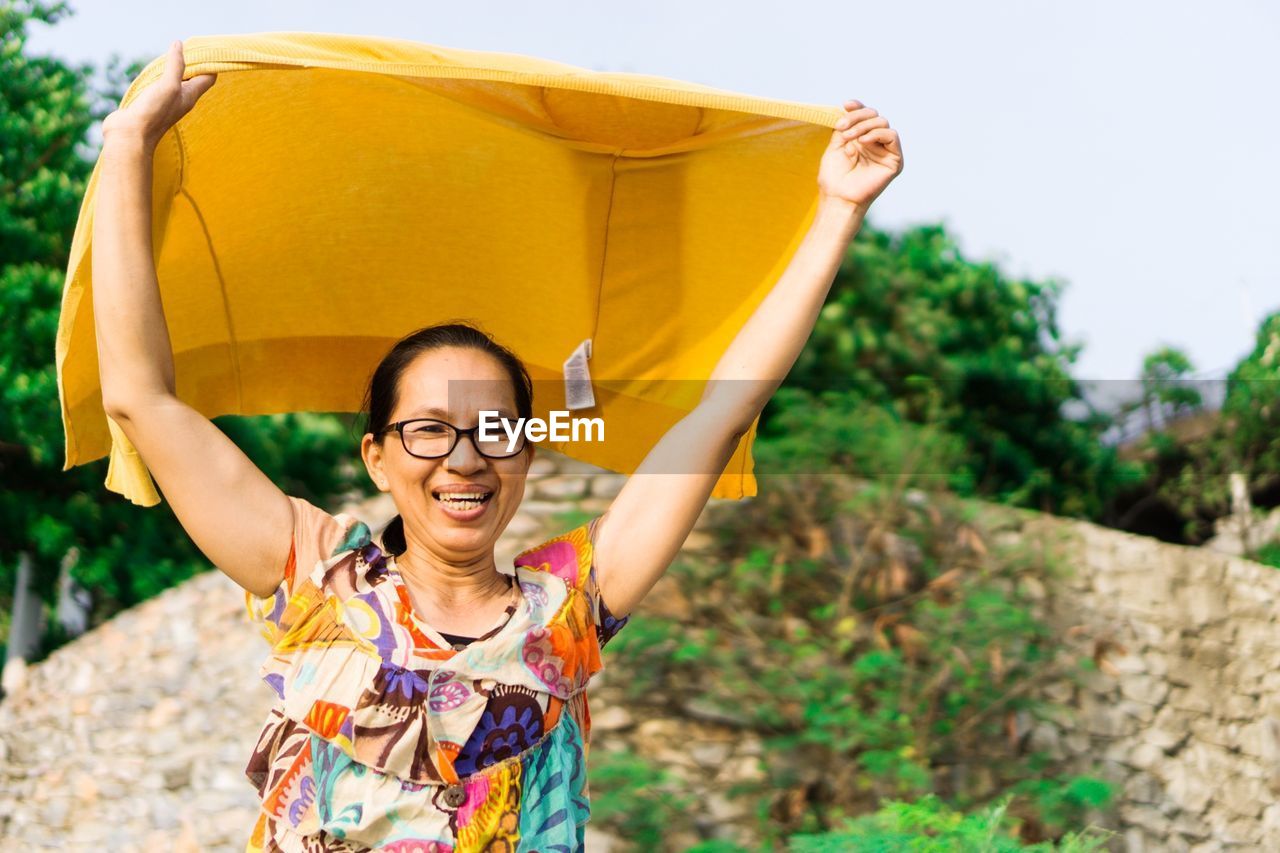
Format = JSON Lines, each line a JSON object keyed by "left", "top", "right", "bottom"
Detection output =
{"left": 102, "top": 39, "right": 217, "bottom": 149}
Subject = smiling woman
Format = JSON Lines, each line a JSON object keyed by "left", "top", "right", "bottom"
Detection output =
{"left": 238, "top": 321, "right": 639, "bottom": 849}
{"left": 358, "top": 324, "right": 539, "bottom": 572}
{"left": 84, "top": 35, "right": 901, "bottom": 853}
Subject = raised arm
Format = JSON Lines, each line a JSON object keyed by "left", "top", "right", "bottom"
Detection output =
{"left": 95, "top": 41, "right": 293, "bottom": 599}
{"left": 591, "top": 99, "right": 904, "bottom": 619}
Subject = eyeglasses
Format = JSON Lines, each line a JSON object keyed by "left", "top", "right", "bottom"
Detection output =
{"left": 377, "top": 418, "right": 527, "bottom": 460}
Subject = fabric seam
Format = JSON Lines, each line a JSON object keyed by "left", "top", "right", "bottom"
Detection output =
{"left": 588, "top": 151, "right": 618, "bottom": 348}
{"left": 177, "top": 182, "right": 244, "bottom": 411}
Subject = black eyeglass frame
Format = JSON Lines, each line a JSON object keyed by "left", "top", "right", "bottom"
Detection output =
{"left": 375, "top": 418, "right": 528, "bottom": 460}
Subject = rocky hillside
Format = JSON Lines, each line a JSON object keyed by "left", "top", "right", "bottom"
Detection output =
{"left": 2, "top": 452, "right": 1279, "bottom": 851}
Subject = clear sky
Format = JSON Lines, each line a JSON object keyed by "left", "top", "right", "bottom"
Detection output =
{"left": 26, "top": 0, "right": 1279, "bottom": 384}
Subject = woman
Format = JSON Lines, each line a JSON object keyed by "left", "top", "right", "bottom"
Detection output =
{"left": 94, "top": 40, "right": 902, "bottom": 852}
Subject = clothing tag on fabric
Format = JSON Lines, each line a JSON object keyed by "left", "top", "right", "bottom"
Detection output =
{"left": 563, "top": 338, "right": 595, "bottom": 410}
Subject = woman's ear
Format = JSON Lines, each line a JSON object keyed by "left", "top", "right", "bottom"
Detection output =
{"left": 361, "top": 433, "right": 391, "bottom": 492}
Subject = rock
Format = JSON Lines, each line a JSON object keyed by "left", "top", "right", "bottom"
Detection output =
{"left": 1, "top": 658, "right": 28, "bottom": 696}
{"left": 589, "top": 475, "right": 627, "bottom": 499}
{"left": 683, "top": 698, "right": 751, "bottom": 727}
{"left": 1124, "top": 771, "right": 1163, "bottom": 803}
{"left": 533, "top": 477, "right": 588, "bottom": 500}
{"left": 591, "top": 705, "right": 633, "bottom": 732}
{"left": 514, "top": 499, "right": 564, "bottom": 516}
{"left": 174, "top": 819, "right": 202, "bottom": 853}
{"left": 1167, "top": 685, "right": 1213, "bottom": 714}
{"left": 690, "top": 742, "right": 731, "bottom": 768}
{"left": 584, "top": 826, "right": 619, "bottom": 853}
{"left": 72, "top": 772, "right": 99, "bottom": 804}
{"left": 1165, "top": 760, "right": 1213, "bottom": 814}
{"left": 143, "top": 830, "right": 175, "bottom": 850}
{"left": 1169, "top": 812, "right": 1211, "bottom": 840}
{"left": 705, "top": 791, "right": 749, "bottom": 823}
{"left": 147, "top": 697, "right": 184, "bottom": 729}
{"left": 38, "top": 798, "right": 70, "bottom": 830}
{"left": 634, "top": 718, "right": 684, "bottom": 744}
{"left": 1123, "top": 827, "right": 1147, "bottom": 853}
{"left": 1042, "top": 681, "right": 1074, "bottom": 704}
{"left": 578, "top": 496, "right": 613, "bottom": 514}
{"left": 1218, "top": 775, "right": 1268, "bottom": 818}
{"left": 717, "top": 755, "right": 765, "bottom": 785}
{"left": 1127, "top": 743, "right": 1164, "bottom": 772}
{"left": 1119, "top": 674, "right": 1170, "bottom": 707}
{"left": 1063, "top": 730, "right": 1091, "bottom": 755}
{"left": 1027, "top": 723, "right": 1065, "bottom": 761}
{"left": 1117, "top": 699, "right": 1156, "bottom": 724}
{"left": 682, "top": 530, "right": 716, "bottom": 552}
{"left": 1019, "top": 575, "right": 1047, "bottom": 601}
{"left": 501, "top": 513, "right": 541, "bottom": 538}
{"left": 1224, "top": 816, "right": 1263, "bottom": 844}
{"left": 1120, "top": 803, "right": 1169, "bottom": 834}
{"left": 160, "top": 759, "right": 193, "bottom": 791}
{"left": 527, "top": 455, "right": 556, "bottom": 477}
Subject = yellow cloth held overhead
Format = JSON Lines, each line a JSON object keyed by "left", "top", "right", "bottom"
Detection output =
{"left": 56, "top": 33, "right": 844, "bottom": 507}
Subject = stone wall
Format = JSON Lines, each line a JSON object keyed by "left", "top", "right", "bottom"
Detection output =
{"left": 2, "top": 452, "right": 1278, "bottom": 850}
{"left": 0, "top": 452, "right": 623, "bottom": 851}
{"left": 1013, "top": 512, "right": 1280, "bottom": 851}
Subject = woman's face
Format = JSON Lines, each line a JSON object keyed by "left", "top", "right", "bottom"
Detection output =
{"left": 361, "top": 346, "right": 535, "bottom": 562}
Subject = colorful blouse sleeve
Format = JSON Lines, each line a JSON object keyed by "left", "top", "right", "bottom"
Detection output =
{"left": 244, "top": 495, "right": 358, "bottom": 646}
{"left": 584, "top": 515, "right": 630, "bottom": 650}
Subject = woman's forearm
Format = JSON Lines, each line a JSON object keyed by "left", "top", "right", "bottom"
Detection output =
{"left": 702, "top": 196, "right": 865, "bottom": 431}
{"left": 92, "top": 131, "right": 178, "bottom": 413}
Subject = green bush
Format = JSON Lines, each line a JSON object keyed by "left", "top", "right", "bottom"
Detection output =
{"left": 587, "top": 746, "right": 697, "bottom": 848}
{"left": 787, "top": 793, "right": 1113, "bottom": 852}
{"left": 609, "top": 400, "right": 1113, "bottom": 845}
{"left": 1255, "top": 542, "right": 1280, "bottom": 570}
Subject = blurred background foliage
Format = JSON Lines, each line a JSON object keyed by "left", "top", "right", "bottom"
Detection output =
{"left": 765, "top": 223, "right": 1138, "bottom": 521}
{"left": 3, "top": 1, "right": 1278, "bottom": 848}
{"left": 0, "top": 0, "right": 370, "bottom": 654}
{"left": 595, "top": 417, "right": 1118, "bottom": 848}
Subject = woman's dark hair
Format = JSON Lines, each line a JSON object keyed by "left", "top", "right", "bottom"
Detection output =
{"left": 361, "top": 320, "right": 534, "bottom": 557}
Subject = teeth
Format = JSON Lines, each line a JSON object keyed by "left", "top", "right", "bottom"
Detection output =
{"left": 436, "top": 492, "right": 490, "bottom": 509}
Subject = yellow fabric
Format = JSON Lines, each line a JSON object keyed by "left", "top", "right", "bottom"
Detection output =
{"left": 56, "top": 32, "right": 843, "bottom": 507}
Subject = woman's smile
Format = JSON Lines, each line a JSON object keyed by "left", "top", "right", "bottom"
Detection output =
{"left": 432, "top": 484, "right": 496, "bottom": 521}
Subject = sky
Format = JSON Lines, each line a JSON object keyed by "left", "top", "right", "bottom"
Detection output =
{"left": 25, "top": 0, "right": 1279, "bottom": 387}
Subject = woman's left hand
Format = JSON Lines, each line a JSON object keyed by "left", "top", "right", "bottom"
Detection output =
{"left": 817, "top": 99, "right": 904, "bottom": 211}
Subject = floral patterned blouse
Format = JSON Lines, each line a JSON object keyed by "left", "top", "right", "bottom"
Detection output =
{"left": 243, "top": 496, "right": 630, "bottom": 852}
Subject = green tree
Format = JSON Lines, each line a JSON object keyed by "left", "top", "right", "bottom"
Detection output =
{"left": 767, "top": 222, "right": 1142, "bottom": 520}
{"left": 1222, "top": 311, "right": 1280, "bottom": 495}
{"left": 1124, "top": 316, "right": 1280, "bottom": 545}
{"left": 1136, "top": 345, "right": 1202, "bottom": 433}
{"left": 0, "top": 1, "right": 370, "bottom": 660}
{"left": 1, "top": 0, "right": 109, "bottom": 651}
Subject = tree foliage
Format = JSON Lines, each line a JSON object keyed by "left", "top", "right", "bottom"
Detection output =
{"left": 1122, "top": 317, "right": 1280, "bottom": 546}
{"left": 1222, "top": 311, "right": 1280, "bottom": 493}
{"left": 0, "top": 1, "right": 370, "bottom": 659}
{"left": 767, "top": 223, "right": 1144, "bottom": 520}
{"left": 1136, "top": 345, "right": 1203, "bottom": 432}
